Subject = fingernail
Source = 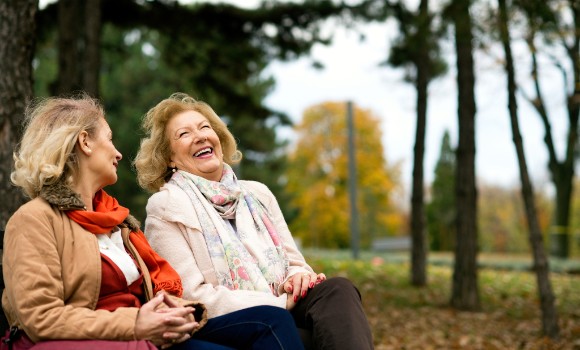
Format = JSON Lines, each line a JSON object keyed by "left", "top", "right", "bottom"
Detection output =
{"left": 294, "top": 295, "right": 298, "bottom": 302}
{"left": 302, "top": 291, "right": 306, "bottom": 298}
{"left": 309, "top": 282, "right": 314, "bottom": 288}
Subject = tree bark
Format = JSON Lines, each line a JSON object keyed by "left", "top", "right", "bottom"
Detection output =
{"left": 57, "top": 0, "right": 102, "bottom": 96}
{"left": 57, "top": 0, "right": 83, "bottom": 94}
{"left": 498, "top": 0, "right": 559, "bottom": 337}
{"left": 0, "top": 0, "right": 37, "bottom": 229}
{"left": 83, "top": 0, "right": 101, "bottom": 97}
{"left": 450, "top": 0, "right": 480, "bottom": 311}
{"left": 410, "top": 0, "right": 430, "bottom": 287}
{"left": 0, "top": 11, "right": 37, "bottom": 341}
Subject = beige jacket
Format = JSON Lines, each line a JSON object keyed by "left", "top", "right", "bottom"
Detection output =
{"left": 2, "top": 182, "right": 204, "bottom": 343}
{"left": 145, "top": 180, "right": 314, "bottom": 319}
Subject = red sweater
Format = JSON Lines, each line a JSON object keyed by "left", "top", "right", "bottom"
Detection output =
{"left": 96, "top": 254, "right": 145, "bottom": 311}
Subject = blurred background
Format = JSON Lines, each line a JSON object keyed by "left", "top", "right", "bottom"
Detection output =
{"left": 1, "top": 0, "right": 579, "bottom": 348}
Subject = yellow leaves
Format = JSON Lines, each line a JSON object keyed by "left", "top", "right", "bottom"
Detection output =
{"left": 286, "top": 101, "right": 405, "bottom": 248}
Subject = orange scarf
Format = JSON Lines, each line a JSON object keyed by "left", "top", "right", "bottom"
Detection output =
{"left": 66, "top": 190, "right": 183, "bottom": 297}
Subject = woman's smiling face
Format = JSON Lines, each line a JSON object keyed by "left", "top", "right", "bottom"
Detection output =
{"left": 166, "top": 110, "right": 224, "bottom": 181}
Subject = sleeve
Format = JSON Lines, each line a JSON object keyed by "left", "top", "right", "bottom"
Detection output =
{"left": 245, "top": 182, "right": 315, "bottom": 295}
{"left": 2, "top": 205, "right": 139, "bottom": 342}
{"left": 144, "top": 191, "right": 287, "bottom": 319}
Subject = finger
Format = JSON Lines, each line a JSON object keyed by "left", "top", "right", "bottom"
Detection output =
{"left": 283, "top": 281, "right": 293, "bottom": 293}
{"left": 175, "top": 333, "right": 191, "bottom": 344}
{"left": 299, "top": 274, "right": 311, "bottom": 298}
{"left": 163, "top": 331, "right": 183, "bottom": 340}
{"left": 316, "top": 273, "right": 326, "bottom": 283}
{"left": 162, "top": 314, "right": 198, "bottom": 329}
{"left": 166, "top": 320, "right": 198, "bottom": 333}
{"left": 162, "top": 293, "right": 180, "bottom": 308}
{"left": 142, "top": 293, "right": 165, "bottom": 311}
{"left": 158, "top": 306, "right": 196, "bottom": 318}
{"left": 292, "top": 274, "right": 303, "bottom": 302}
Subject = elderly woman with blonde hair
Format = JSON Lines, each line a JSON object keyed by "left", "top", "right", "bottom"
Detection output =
{"left": 134, "top": 92, "right": 374, "bottom": 350}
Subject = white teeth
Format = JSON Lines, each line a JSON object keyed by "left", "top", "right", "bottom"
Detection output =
{"left": 194, "top": 148, "right": 211, "bottom": 157}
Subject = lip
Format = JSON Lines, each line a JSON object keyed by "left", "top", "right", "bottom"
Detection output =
{"left": 193, "top": 147, "right": 214, "bottom": 158}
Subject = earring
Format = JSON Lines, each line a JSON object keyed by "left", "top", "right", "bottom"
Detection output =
{"left": 87, "top": 149, "right": 92, "bottom": 154}
{"left": 172, "top": 167, "right": 177, "bottom": 173}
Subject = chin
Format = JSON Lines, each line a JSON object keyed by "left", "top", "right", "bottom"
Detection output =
{"left": 104, "top": 176, "right": 118, "bottom": 187}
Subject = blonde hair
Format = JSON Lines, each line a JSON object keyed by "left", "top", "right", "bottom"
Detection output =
{"left": 11, "top": 95, "right": 105, "bottom": 199}
{"left": 134, "top": 92, "right": 241, "bottom": 193}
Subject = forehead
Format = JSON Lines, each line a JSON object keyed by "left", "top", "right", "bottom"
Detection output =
{"left": 96, "top": 117, "right": 111, "bottom": 133}
{"left": 167, "top": 110, "right": 208, "bottom": 129}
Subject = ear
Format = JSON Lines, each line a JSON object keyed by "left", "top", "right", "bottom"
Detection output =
{"left": 77, "top": 130, "right": 92, "bottom": 156}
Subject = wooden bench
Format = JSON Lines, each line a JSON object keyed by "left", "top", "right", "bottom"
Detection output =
{"left": 372, "top": 236, "right": 411, "bottom": 251}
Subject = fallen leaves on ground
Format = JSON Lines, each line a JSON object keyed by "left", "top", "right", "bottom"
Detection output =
{"left": 306, "top": 255, "right": 580, "bottom": 350}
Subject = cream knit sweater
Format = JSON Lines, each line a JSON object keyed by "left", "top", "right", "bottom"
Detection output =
{"left": 144, "top": 180, "right": 313, "bottom": 319}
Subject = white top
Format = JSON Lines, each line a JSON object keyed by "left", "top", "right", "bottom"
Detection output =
{"left": 97, "top": 227, "right": 140, "bottom": 285}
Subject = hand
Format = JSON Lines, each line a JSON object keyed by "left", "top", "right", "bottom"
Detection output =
{"left": 283, "top": 272, "right": 326, "bottom": 304}
{"left": 134, "top": 293, "right": 198, "bottom": 348}
{"left": 286, "top": 293, "right": 297, "bottom": 310}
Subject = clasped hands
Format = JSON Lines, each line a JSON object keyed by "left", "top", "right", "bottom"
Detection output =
{"left": 134, "top": 291, "right": 199, "bottom": 349}
{"left": 283, "top": 271, "right": 326, "bottom": 309}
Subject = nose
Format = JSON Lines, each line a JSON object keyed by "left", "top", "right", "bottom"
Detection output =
{"left": 194, "top": 132, "right": 207, "bottom": 143}
{"left": 116, "top": 149, "right": 122, "bottom": 161}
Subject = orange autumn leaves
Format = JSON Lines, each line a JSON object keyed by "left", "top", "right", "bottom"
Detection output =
{"left": 286, "top": 101, "right": 404, "bottom": 249}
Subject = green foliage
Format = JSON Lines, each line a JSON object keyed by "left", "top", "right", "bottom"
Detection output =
{"left": 477, "top": 184, "right": 553, "bottom": 254}
{"left": 31, "top": 0, "right": 391, "bottom": 223}
{"left": 386, "top": 0, "right": 447, "bottom": 83}
{"left": 428, "top": 139, "right": 559, "bottom": 257}
{"left": 286, "top": 102, "right": 404, "bottom": 249}
{"left": 571, "top": 178, "right": 580, "bottom": 256}
{"left": 426, "top": 130, "right": 456, "bottom": 251}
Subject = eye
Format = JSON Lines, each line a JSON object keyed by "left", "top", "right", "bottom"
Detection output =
{"left": 178, "top": 131, "right": 189, "bottom": 138}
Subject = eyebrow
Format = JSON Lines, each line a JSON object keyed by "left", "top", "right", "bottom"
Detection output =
{"left": 175, "top": 119, "right": 208, "bottom": 131}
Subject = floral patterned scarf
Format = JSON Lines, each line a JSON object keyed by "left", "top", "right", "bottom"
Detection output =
{"left": 170, "top": 164, "right": 288, "bottom": 295}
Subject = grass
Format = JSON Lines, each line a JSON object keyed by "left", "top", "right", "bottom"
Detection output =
{"left": 303, "top": 250, "right": 580, "bottom": 349}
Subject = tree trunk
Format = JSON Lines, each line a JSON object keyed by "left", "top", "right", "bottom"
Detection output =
{"left": 57, "top": 0, "right": 102, "bottom": 96}
{"left": 57, "top": 0, "right": 83, "bottom": 94}
{"left": 522, "top": 2, "right": 579, "bottom": 259}
{"left": 410, "top": 0, "right": 430, "bottom": 287}
{"left": 450, "top": 0, "right": 480, "bottom": 311}
{"left": 0, "top": 0, "right": 37, "bottom": 229}
{"left": 83, "top": 0, "right": 101, "bottom": 97}
{"left": 498, "top": 0, "right": 559, "bottom": 337}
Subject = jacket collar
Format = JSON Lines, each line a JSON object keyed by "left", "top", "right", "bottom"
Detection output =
{"left": 38, "top": 180, "right": 141, "bottom": 232}
{"left": 39, "top": 180, "right": 86, "bottom": 211}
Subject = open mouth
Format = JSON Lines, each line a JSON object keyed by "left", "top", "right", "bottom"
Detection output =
{"left": 194, "top": 147, "right": 213, "bottom": 157}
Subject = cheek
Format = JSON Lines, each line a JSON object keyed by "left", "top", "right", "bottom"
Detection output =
{"left": 171, "top": 141, "right": 186, "bottom": 155}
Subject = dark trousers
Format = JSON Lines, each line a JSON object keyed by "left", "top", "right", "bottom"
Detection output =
{"left": 290, "top": 277, "right": 374, "bottom": 350}
{"left": 181, "top": 305, "right": 305, "bottom": 350}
